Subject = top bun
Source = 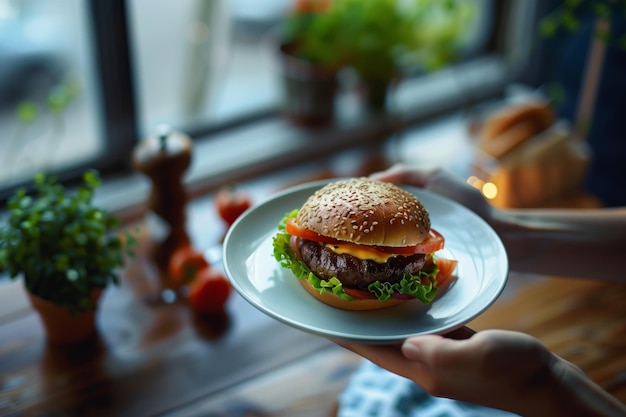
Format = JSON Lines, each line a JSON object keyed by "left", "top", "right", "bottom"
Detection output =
{"left": 296, "top": 178, "right": 430, "bottom": 247}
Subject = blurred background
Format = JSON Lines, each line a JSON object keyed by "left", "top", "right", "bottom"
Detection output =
{"left": 2, "top": 1, "right": 626, "bottom": 415}
{"left": 0, "top": 0, "right": 624, "bottom": 210}
{"left": 0, "top": 0, "right": 572, "bottom": 203}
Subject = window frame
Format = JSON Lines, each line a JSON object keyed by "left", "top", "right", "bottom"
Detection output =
{"left": 0, "top": 0, "right": 543, "bottom": 204}
{"left": 0, "top": 0, "right": 138, "bottom": 201}
{"left": 87, "top": 0, "right": 139, "bottom": 173}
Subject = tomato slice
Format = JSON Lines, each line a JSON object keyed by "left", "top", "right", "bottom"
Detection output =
{"left": 415, "top": 229, "right": 445, "bottom": 254}
{"left": 344, "top": 287, "right": 376, "bottom": 300}
{"left": 434, "top": 257, "right": 458, "bottom": 290}
{"left": 285, "top": 218, "right": 340, "bottom": 244}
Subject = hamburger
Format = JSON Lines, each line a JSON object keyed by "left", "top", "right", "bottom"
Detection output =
{"left": 272, "top": 178, "right": 457, "bottom": 311}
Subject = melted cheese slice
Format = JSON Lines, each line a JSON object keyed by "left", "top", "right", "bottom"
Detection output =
{"left": 325, "top": 242, "right": 396, "bottom": 263}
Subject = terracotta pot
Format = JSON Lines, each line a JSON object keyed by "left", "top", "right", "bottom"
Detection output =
{"left": 27, "top": 289, "right": 103, "bottom": 344}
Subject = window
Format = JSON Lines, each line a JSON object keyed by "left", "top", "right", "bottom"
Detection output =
{"left": 0, "top": 0, "right": 541, "bottom": 203}
{"left": 127, "top": 0, "right": 499, "bottom": 138}
{"left": 0, "top": 0, "right": 104, "bottom": 193}
{"left": 127, "top": 0, "right": 285, "bottom": 137}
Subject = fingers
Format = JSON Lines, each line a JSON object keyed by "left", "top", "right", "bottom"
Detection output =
{"left": 399, "top": 327, "right": 475, "bottom": 361}
{"left": 370, "top": 165, "right": 482, "bottom": 213}
{"left": 335, "top": 339, "right": 428, "bottom": 382}
{"left": 403, "top": 329, "right": 553, "bottom": 379}
{"left": 335, "top": 327, "right": 476, "bottom": 372}
{"left": 334, "top": 329, "right": 478, "bottom": 384}
{"left": 369, "top": 163, "right": 437, "bottom": 187}
{"left": 443, "top": 326, "right": 476, "bottom": 340}
{"left": 401, "top": 333, "right": 473, "bottom": 367}
{"left": 336, "top": 329, "right": 564, "bottom": 413}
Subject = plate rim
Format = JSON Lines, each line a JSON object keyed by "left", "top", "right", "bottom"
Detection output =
{"left": 223, "top": 178, "right": 508, "bottom": 343}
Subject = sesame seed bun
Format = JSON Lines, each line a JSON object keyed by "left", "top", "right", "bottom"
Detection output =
{"left": 295, "top": 178, "right": 430, "bottom": 247}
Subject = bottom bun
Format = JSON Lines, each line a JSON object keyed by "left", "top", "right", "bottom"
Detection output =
{"left": 298, "top": 278, "right": 407, "bottom": 311}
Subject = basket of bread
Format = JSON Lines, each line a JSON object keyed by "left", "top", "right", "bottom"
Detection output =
{"left": 470, "top": 98, "right": 591, "bottom": 208}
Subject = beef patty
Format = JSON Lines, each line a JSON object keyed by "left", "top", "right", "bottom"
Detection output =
{"left": 296, "top": 238, "right": 427, "bottom": 290}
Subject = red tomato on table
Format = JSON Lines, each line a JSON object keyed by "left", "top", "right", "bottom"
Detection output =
{"left": 188, "top": 266, "right": 232, "bottom": 314}
{"left": 168, "top": 245, "right": 210, "bottom": 287}
{"left": 215, "top": 185, "right": 252, "bottom": 226}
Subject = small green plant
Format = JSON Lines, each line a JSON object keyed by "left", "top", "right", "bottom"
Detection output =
{"left": 539, "top": 0, "right": 626, "bottom": 48}
{"left": 283, "top": 0, "right": 474, "bottom": 79}
{"left": 0, "top": 170, "right": 136, "bottom": 314}
{"left": 5, "top": 75, "right": 81, "bottom": 173}
{"left": 283, "top": 0, "right": 343, "bottom": 66}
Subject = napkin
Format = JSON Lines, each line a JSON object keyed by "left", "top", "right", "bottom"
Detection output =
{"left": 337, "top": 360, "right": 521, "bottom": 417}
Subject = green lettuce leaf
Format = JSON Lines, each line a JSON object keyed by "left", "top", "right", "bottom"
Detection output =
{"left": 272, "top": 210, "right": 438, "bottom": 304}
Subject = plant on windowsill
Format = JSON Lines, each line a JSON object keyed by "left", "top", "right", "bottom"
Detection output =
{"left": 280, "top": 0, "right": 474, "bottom": 116}
{"left": 277, "top": 0, "right": 342, "bottom": 126}
{"left": 537, "top": 0, "right": 626, "bottom": 131}
{"left": 539, "top": 0, "right": 626, "bottom": 46}
{"left": 0, "top": 170, "right": 136, "bottom": 344}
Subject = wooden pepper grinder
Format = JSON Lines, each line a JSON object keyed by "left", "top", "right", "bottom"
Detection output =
{"left": 133, "top": 125, "right": 192, "bottom": 272}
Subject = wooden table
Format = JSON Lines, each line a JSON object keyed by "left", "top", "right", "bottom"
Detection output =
{"left": 0, "top": 241, "right": 348, "bottom": 416}
{"left": 1, "top": 167, "right": 625, "bottom": 416}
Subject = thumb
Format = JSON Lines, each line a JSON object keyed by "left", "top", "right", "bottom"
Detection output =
{"left": 370, "top": 164, "right": 436, "bottom": 187}
{"left": 402, "top": 326, "right": 476, "bottom": 360}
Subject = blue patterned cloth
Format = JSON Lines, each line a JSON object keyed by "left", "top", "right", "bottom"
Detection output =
{"left": 337, "top": 360, "right": 521, "bottom": 417}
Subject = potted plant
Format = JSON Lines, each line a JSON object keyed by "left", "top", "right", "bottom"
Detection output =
{"left": 0, "top": 170, "right": 135, "bottom": 344}
{"left": 338, "top": 0, "right": 473, "bottom": 110}
{"left": 279, "top": 0, "right": 474, "bottom": 114}
{"left": 278, "top": 0, "right": 344, "bottom": 126}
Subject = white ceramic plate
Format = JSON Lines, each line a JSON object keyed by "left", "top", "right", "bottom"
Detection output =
{"left": 223, "top": 180, "right": 508, "bottom": 344}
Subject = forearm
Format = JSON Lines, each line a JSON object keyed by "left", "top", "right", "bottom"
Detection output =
{"left": 490, "top": 207, "right": 626, "bottom": 281}
{"left": 519, "top": 359, "right": 626, "bottom": 417}
{"left": 373, "top": 166, "right": 626, "bottom": 280}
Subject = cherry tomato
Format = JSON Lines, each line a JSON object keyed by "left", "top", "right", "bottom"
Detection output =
{"left": 215, "top": 185, "right": 252, "bottom": 226}
{"left": 188, "top": 267, "right": 232, "bottom": 314}
{"left": 168, "top": 245, "right": 210, "bottom": 287}
{"left": 344, "top": 287, "right": 376, "bottom": 300}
